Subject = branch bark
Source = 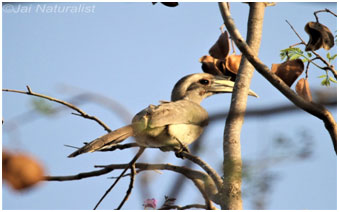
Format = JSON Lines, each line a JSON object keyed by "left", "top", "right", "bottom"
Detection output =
{"left": 219, "top": 2, "right": 266, "bottom": 210}
{"left": 179, "top": 151, "right": 223, "bottom": 193}
{"left": 219, "top": 3, "right": 337, "bottom": 154}
{"left": 46, "top": 162, "right": 220, "bottom": 207}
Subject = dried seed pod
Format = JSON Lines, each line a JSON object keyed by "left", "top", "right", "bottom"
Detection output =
{"left": 225, "top": 54, "right": 242, "bottom": 74}
{"left": 295, "top": 78, "right": 312, "bottom": 102}
{"left": 271, "top": 59, "right": 304, "bottom": 87}
{"left": 199, "top": 55, "right": 224, "bottom": 76}
{"left": 209, "top": 31, "right": 230, "bottom": 60}
{"left": 3, "top": 151, "right": 44, "bottom": 191}
{"left": 305, "top": 22, "right": 334, "bottom": 51}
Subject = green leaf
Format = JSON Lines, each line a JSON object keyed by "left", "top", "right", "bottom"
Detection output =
{"left": 330, "top": 54, "right": 337, "bottom": 60}
{"left": 329, "top": 77, "right": 337, "bottom": 83}
{"left": 307, "top": 52, "right": 312, "bottom": 58}
{"left": 326, "top": 52, "right": 331, "bottom": 60}
{"left": 317, "top": 75, "right": 327, "bottom": 78}
{"left": 321, "top": 78, "right": 330, "bottom": 86}
{"left": 302, "top": 58, "right": 309, "bottom": 63}
{"left": 289, "top": 54, "right": 301, "bottom": 60}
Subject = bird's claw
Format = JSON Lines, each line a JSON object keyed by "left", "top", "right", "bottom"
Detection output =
{"left": 174, "top": 146, "right": 190, "bottom": 159}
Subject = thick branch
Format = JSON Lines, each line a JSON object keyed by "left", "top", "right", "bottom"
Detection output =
{"left": 179, "top": 151, "right": 223, "bottom": 193}
{"left": 219, "top": 4, "right": 337, "bottom": 154}
{"left": 219, "top": 2, "right": 266, "bottom": 210}
{"left": 2, "top": 87, "right": 112, "bottom": 132}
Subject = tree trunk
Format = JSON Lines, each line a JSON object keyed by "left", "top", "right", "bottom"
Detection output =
{"left": 219, "top": 2, "right": 266, "bottom": 210}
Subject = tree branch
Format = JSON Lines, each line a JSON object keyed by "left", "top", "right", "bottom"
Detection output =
{"left": 179, "top": 151, "right": 223, "bottom": 193}
{"left": 314, "top": 8, "right": 337, "bottom": 22}
{"left": 219, "top": 4, "right": 337, "bottom": 154}
{"left": 94, "top": 147, "right": 145, "bottom": 210}
{"left": 46, "top": 160, "right": 221, "bottom": 206}
{"left": 44, "top": 167, "right": 114, "bottom": 181}
{"left": 2, "top": 86, "right": 112, "bottom": 133}
{"left": 219, "top": 2, "right": 266, "bottom": 210}
{"left": 100, "top": 162, "right": 219, "bottom": 205}
{"left": 190, "top": 178, "right": 214, "bottom": 209}
{"left": 116, "top": 163, "right": 136, "bottom": 210}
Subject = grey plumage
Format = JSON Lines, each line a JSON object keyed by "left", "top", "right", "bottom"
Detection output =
{"left": 68, "top": 73, "right": 257, "bottom": 158}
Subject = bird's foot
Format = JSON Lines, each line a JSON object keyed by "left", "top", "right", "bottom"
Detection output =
{"left": 174, "top": 146, "right": 190, "bottom": 159}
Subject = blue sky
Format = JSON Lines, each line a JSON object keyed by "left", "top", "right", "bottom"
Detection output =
{"left": 2, "top": 2, "right": 337, "bottom": 210}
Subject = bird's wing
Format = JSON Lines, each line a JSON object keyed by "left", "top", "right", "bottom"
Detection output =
{"left": 68, "top": 125, "right": 133, "bottom": 158}
{"left": 133, "top": 100, "right": 209, "bottom": 129}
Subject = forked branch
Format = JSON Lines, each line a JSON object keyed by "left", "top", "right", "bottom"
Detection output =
{"left": 219, "top": 2, "right": 337, "bottom": 154}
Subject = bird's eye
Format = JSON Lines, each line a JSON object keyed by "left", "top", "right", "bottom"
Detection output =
{"left": 199, "top": 79, "right": 209, "bottom": 85}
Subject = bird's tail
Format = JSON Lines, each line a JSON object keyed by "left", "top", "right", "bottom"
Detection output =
{"left": 68, "top": 125, "right": 133, "bottom": 158}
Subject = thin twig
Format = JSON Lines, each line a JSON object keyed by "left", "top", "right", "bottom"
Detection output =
{"left": 310, "top": 51, "right": 337, "bottom": 79}
{"left": 285, "top": 20, "right": 305, "bottom": 44}
{"left": 305, "top": 57, "right": 320, "bottom": 78}
{"left": 116, "top": 163, "right": 136, "bottom": 210}
{"left": 314, "top": 8, "right": 337, "bottom": 22}
{"left": 289, "top": 42, "right": 304, "bottom": 48}
{"left": 46, "top": 163, "right": 209, "bottom": 183}
{"left": 2, "top": 87, "right": 112, "bottom": 132}
{"left": 93, "top": 147, "right": 145, "bottom": 210}
{"left": 45, "top": 168, "right": 114, "bottom": 181}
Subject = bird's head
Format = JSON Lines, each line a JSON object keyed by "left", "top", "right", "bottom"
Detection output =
{"left": 171, "top": 73, "right": 258, "bottom": 103}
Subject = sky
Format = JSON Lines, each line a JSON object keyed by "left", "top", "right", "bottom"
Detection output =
{"left": 2, "top": 2, "right": 337, "bottom": 210}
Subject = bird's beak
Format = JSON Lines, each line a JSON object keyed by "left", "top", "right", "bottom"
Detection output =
{"left": 209, "top": 76, "right": 259, "bottom": 98}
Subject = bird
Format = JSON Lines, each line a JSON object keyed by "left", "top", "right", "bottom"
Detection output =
{"left": 68, "top": 73, "right": 258, "bottom": 158}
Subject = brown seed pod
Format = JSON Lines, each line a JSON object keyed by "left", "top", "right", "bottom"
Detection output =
{"left": 208, "top": 31, "right": 230, "bottom": 60}
{"left": 225, "top": 54, "right": 242, "bottom": 74}
{"left": 271, "top": 59, "right": 304, "bottom": 87}
{"left": 295, "top": 78, "right": 312, "bottom": 102}
{"left": 199, "top": 55, "right": 224, "bottom": 76}
{"left": 3, "top": 151, "right": 44, "bottom": 191}
{"left": 304, "top": 22, "right": 334, "bottom": 51}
